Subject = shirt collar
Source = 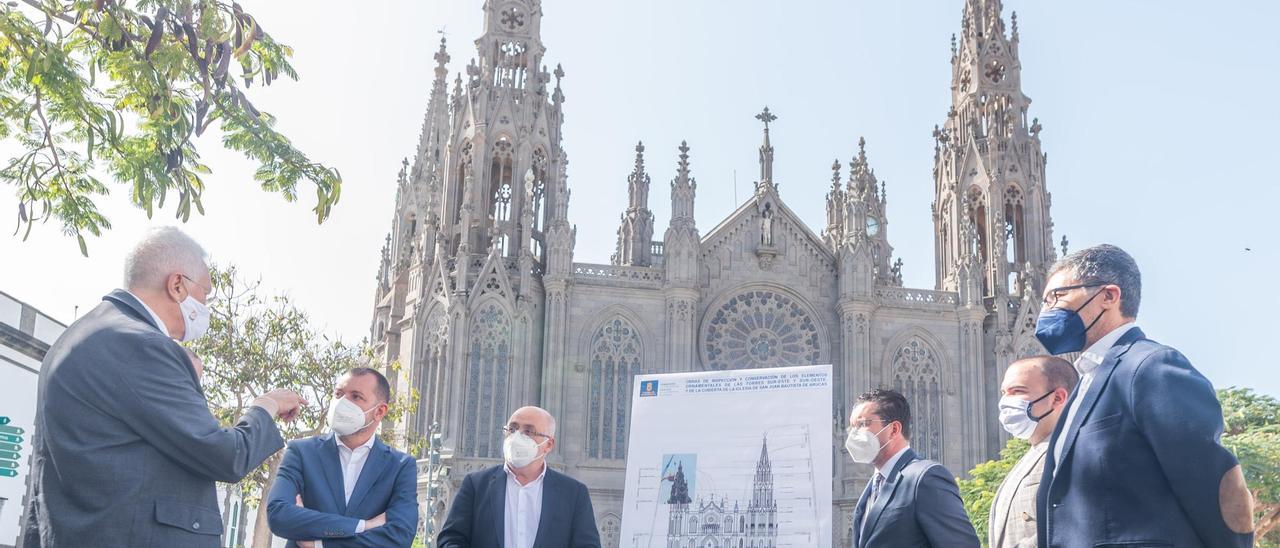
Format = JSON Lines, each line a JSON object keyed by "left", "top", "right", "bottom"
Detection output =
{"left": 1076, "top": 322, "right": 1138, "bottom": 375}
{"left": 505, "top": 462, "right": 548, "bottom": 486}
{"left": 874, "top": 445, "right": 911, "bottom": 478}
{"left": 335, "top": 433, "right": 377, "bottom": 453}
{"left": 125, "top": 290, "right": 169, "bottom": 337}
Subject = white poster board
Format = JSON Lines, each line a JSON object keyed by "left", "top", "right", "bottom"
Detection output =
{"left": 620, "top": 365, "right": 833, "bottom": 548}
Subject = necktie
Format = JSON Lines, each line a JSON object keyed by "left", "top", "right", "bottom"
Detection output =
{"left": 861, "top": 472, "right": 885, "bottom": 536}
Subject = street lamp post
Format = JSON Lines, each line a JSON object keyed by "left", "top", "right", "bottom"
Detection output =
{"left": 419, "top": 421, "right": 449, "bottom": 547}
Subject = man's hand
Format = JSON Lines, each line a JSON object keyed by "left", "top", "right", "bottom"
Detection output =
{"left": 253, "top": 389, "right": 307, "bottom": 421}
{"left": 365, "top": 512, "right": 387, "bottom": 530}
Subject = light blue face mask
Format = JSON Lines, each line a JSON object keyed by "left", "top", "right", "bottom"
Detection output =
{"left": 1034, "top": 284, "right": 1107, "bottom": 354}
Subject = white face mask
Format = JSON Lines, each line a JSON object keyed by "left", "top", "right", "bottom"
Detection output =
{"left": 178, "top": 295, "right": 210, "bottom": 342}
{"left": 998, "top": 392, "right": 1054, "bottom": 440}
{"left": 328, "top": 397, "right": 376, "bottom": 437}
{"left": 503, "top": 431, "right": 548, "bottom": 469}
{"left": 845, "top": 423, "right": 890, "bottom": 464}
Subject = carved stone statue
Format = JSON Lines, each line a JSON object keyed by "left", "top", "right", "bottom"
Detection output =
{"left": 760, "top": 205, "right": 774, "bottom": 246}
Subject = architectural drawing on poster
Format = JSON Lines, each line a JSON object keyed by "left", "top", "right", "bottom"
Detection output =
{"left": 620, "top": 365, "right": 832, "bottom": 548}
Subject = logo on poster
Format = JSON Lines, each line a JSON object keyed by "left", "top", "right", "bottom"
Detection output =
{"left": 639, "top": 380, "right": 659, "bottom": 397}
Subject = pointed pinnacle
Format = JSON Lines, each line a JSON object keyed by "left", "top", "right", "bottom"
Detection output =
{"left": 634, "top": 141, "right": 646, "bottom": 173}
{"left": 434, "top": 37, "right": 450, "bottom": 67}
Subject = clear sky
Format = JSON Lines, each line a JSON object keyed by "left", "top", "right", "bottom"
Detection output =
{"left": 1, "top": 0, "right": 1277, "bottom": 397}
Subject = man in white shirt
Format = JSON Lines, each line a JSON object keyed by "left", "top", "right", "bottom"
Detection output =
{"left": 1035, "top": 244, "right": 1254, "bottom": 547}
{"left": 439, "top": 406, "right": 601, "bottom": 548}
{"left": 989, "top": 355, "right": 1077, "bottom": 548}
{"left": 267, "top": 368, "right": 420, "bottom": 547}
{"left": 847, "top": 389, "right": 978, "bottom": 547}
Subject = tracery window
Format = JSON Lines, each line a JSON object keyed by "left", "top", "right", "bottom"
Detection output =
{"left": 588, "top": 318, "right": 642, "bottom": 459}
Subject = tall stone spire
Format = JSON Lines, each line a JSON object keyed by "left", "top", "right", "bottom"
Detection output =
{"left": 613, "top": 141, "right": 655, "bottom": 266}
{"left": 840, "top": 138, "right": 897, "bottom": 284}
{"left": 413, "top": 36, "right": 451, "bottom": 182}
{"left": 754, "top": 107, "right": 777, "bottom": 194}
{"left": 823, "top": 160, "right": 845, "bottom": 250}
{"left": 663, "top": 141, "right": 700, "bottom": 373}
{"left": 668, "top": 141, "right": 696, "bottom": 228}
{"left": 935, "top": 0, "right": 1053, "bottom": 299}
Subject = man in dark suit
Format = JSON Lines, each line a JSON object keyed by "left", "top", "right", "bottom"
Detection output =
{"left": 438, "top": 406, "right": 600, "bottom": 548}
{"left": 267, "top": 367, "right": 419, "bottom": 547}
{"left": 22, "top": 227, "right": 305, "bottom": 547}
{"left": 1035, "top": 244, "right": 1255, "bottom": 547}
{"left": 848, "top": 389, "right": 978, "bottom": 548}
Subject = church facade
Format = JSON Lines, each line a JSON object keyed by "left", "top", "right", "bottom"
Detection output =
{"left": 369, "top": 0, "right": 1057, "bottom": 545}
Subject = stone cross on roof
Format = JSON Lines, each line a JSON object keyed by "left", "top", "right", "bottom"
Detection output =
{"left": 755, "top": 106, "right": 777, "bottom": 131}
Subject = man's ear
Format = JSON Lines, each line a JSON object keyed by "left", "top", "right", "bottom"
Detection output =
{"left": 1054, "top": 387, "right": 1071, "bottom": 408}
{"left": 1103, "top": 285, "right": 1123, "bottom": 309}
{"left": 165, "top": 272, "right": 187, "bottom": 302}
{"left": 376, "top": 402, "right": 390, "bottom": 421}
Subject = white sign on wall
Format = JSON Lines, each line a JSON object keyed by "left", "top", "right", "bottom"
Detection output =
{"left": 620, "top": 364, "right": 833, "bottom": 548}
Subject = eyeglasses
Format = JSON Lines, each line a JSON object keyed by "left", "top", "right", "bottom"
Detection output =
{"left": 501, "top": 424, "right": 553, "bottom": 440}
{"left": 848, "top": 418, "right": 888, "bottom": 431}
{"left": 1041, "top": 282, "right": 1109, "bottom": 308}
{"left": 180, "top": 275, "right": 215, "bottom": 300}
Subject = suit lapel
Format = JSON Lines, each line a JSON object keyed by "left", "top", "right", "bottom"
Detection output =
{"left": 531, "top": 469, "right": 557, "bottom": 548}
{"left": 852, "top": 479, "right": 873, "bottom": 548}
{"left": 317, "top": 433, "right": 347, "bottom": 514}
{"left": 862, "top": 448, "right": 917, "bottom": 544}
{"left": 345, "top": 438, "right": 389, "bottom": 515}
{"left": 1051, "top": 328, "right": 1144, "bottom": 490}
{"left": 993, "top": 446, "right": 1045, "bottom": 547}
{"left": 487, "top": 466, "right": 508, "bottom": 543}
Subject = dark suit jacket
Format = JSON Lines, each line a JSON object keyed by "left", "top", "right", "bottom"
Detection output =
{"left": 21, "top": 290, "right": 284, "bottom": 547}
{"left": 266, "top": 432, "right": 419, "bottom": 547}
{"left": 851, "top": 448, "right": 979, "bottom": 548}
{"left": 438, "top": 464, "right": 601, "bottom": 548}
{"left": 1036, "top": 328, "right": 1253, "bottom": 548}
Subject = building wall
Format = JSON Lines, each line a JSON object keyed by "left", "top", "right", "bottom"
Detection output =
{"left": 0, "top": 291, "right": 66, "bottom": 548}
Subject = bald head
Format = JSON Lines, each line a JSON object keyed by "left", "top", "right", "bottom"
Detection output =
{"left": 1010, "top": 355, "right": 1078, "bottom": 394}
{"left": 508, "top": 406, "right": 556, "bottom": 438}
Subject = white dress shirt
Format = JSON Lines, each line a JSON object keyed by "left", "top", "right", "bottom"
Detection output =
{"left": 1053, "top": 323, "right": 1137, "bottom": 470}
{"left": 317, "top": 433, "right": 377, "bottom": 547}
{"left": 504, "top": 464, "right": 547, "bottom": 548}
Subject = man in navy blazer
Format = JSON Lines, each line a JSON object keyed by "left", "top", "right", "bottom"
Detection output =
{"left": 438, "top": 406, "right": 600, "bottom": 548}
{"left": 267, "top": 368, "right": 419, "bottom": 547}
{"left": 848, "top": 389, "right": 979, "bottom": 548}
{"left": 1035, "top": 244, "right": 1255, "bottom": 547}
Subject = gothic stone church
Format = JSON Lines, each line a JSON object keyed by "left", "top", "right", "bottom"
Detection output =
{"left": 369, "top": 0, "right": 1056, "bottom": 544}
